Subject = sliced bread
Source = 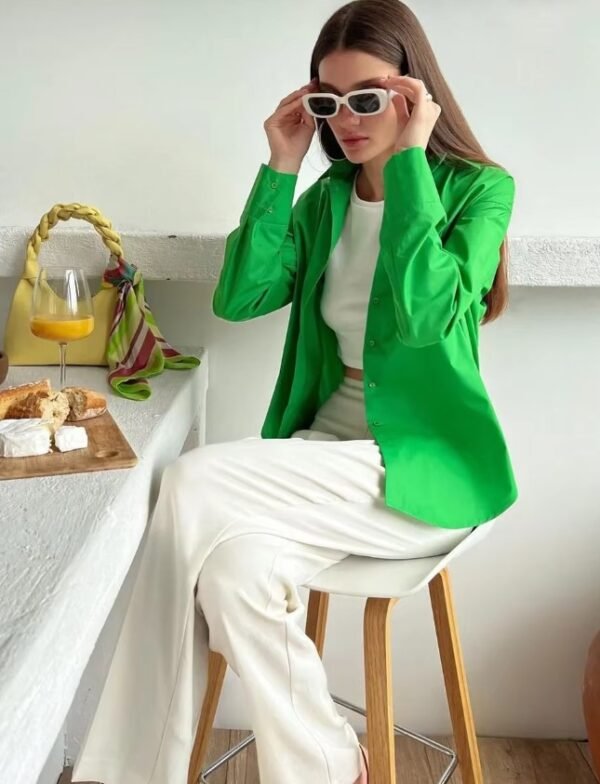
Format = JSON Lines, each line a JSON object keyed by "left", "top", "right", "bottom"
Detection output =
{"left": 0, "top": 380, "right": 70, "bottom": 433}
{"left": 63, "top": 387, "right": 107, "bottom": 421}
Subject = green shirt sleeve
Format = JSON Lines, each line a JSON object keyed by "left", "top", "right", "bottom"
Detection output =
{"left": 213, "top": 164, "right": 299, "bottom": 321}
{"left": 380, "top": 146, "right": 515, "bottom": 348}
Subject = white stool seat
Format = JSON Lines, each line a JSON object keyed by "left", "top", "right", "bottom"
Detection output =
{"left": 305, "top": 522, "right": 494, "bottom": 598}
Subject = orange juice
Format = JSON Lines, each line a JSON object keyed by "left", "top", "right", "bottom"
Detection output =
{"left": 30, "top": 315, "right": 95, "bottom": 342}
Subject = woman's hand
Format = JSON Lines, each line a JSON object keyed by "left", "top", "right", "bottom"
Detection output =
{"left": 264, "top": 79, "right": 318, "bottom": 174}
{"left": 377, "top": 75, "right": 442, "bottom": 153}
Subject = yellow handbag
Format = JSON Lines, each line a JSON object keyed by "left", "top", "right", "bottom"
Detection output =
{"left": 4, "top": 203, "right": 123, "bottom": 366}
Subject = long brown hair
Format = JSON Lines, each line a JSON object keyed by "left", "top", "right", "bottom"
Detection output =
{"left": 310, "top": 0, "right": 510, "bottom": 324}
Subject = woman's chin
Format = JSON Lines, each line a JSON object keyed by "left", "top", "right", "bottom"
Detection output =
{"left": 342, "top": 146, "right": 372, "bottom": 163}
{"left": 340, "top": 141, "right": 384, "bottom": 164}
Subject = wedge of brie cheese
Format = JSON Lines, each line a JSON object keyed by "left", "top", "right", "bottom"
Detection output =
{"left": 54, "top": 425, "right": 89, "bottom": 452}
{"left": 0, "top": 419, "right": 52, "bottom": 458}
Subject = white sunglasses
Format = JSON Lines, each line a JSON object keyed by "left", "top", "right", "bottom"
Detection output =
{"left": 302, "top": 87, "right": 397, "bottom": 118}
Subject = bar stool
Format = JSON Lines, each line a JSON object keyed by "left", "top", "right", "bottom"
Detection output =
{"left": 188, "top": 523, "right": 493, "bottom": 784}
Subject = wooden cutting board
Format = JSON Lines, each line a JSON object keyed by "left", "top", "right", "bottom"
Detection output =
{"left": 0, "top": 411, "right": 137, "bottom": 480}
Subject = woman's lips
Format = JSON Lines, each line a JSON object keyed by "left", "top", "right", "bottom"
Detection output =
{"left": 342, "top": 137, "right": 369, "bottom": 147}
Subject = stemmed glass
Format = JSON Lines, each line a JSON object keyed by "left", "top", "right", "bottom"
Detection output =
{"left": 30, "top": 267, "right": 95, "bottom": 388}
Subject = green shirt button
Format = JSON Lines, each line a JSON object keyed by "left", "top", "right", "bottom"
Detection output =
{"left": 270, "top": 182, "right": 278, "bottom": 189}
{"left": 372, "top": 297, "right": 380, "bottom": 305}
{"left": 368, "top": 339, "right": 376, "bottom": 347}
{"left": 266, "top": 207, "right": 274, "bottom": 214}
{"left": 368, "top": 381, "right": 376, "bottom": 388}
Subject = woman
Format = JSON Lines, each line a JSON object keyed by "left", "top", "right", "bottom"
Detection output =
{"left": 72, "top": 1, "right": 517, "bottom": 783}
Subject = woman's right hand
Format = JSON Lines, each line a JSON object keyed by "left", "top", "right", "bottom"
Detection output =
{"left": 264, "top": 80, "right": 318, "bottom": 174}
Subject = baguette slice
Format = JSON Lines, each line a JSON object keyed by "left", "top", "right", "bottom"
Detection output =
{"left": 63, "top": 387, "right": 107, "bottom": 421}
{"left": 0, "top": 379, "right": 52, "bottom": 419}
{"left": 0, "top": 386, "right": 70, "bottom": 433}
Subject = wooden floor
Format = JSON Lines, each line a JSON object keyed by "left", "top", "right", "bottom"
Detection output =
{"left": 202, "top": 732, "right": 598, "bottom": 783}
{"left": 62, "top": 731, "right": 598, "bottom": 783}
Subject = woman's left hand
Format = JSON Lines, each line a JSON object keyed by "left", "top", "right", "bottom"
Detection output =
{"left": 376, "top": 75, "right": 442, "bottom": 153}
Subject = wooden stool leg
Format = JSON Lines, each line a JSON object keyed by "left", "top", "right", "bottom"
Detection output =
{"left": 364, "top": 597, "right": 398, "bottom": 784}
{"left": 429, "top": 569, "right": 483, "bottom": 784}
{"left": 187, "top": 650, "right": 228, "bottom": 784}
{"left": 305, "top": 589, "right": 330, "bottom": 657}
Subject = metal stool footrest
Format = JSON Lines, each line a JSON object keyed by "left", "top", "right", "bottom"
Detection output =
{"left": 199, "top": 693, "right": 457, "bottom": 784}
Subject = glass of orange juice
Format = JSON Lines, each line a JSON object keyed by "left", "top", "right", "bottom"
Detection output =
{"left": 31, "top": 267, "right": 94, "bottom": 387}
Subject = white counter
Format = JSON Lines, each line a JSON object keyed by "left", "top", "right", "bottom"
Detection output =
{"left": 1, "top": 228, "right": 599, "bottom": 286}
{"left": 0, "top": 353, "right": 208, "bottom": 784}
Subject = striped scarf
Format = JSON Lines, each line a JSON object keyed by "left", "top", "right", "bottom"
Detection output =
{"left": 103, "top": 255, "right": 200, "bottom": 401}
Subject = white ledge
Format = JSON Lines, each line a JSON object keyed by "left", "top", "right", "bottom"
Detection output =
{"left": 0, "top": 228, "right": 599, "bottom": 286}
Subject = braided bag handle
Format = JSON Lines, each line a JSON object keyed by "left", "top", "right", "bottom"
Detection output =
{"left": 24, "top": 203, "right": 124, "bottom": 280}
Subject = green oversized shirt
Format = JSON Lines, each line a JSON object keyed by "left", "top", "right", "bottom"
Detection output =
{"left": 213, "top": 146, "right": 518, "bottom": 529}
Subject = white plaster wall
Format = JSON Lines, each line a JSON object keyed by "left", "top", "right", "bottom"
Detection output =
{"left": 0, "top": 0, "right": 598, "bottom": 235}
{"left": 0, "top": 0, "right": 598, "bottom": 780}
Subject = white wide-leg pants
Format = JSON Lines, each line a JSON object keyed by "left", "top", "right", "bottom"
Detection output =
{"left": 72, "top": 377, "right": 473, "bottom": 784}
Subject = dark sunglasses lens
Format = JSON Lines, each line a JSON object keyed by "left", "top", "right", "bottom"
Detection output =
{"left": 348, "top": 92, "right": 382, "bottom": 114}
{"left": 307, "top": 96, "right": 337, "bottom": 116}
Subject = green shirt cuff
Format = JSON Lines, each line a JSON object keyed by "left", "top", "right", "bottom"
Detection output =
{"left": 383, "top": 146, "right": 446, "bottom": 215}
{"left": 241, "top": 163, "right": 298, "bottom": 225}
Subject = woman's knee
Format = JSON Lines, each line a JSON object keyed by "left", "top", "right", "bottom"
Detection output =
{"left": 161, "top": 438, "right": 266, "bottom": 494}
{"left": 152, "top": 442, "right": 251, "bottom": 548}
{"left": 158, "top": 442, "right": 246, "bottom": 514}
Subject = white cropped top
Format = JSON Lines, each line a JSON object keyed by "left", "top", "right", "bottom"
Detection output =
{"left": 320, "top": 174, "right": 384, "bottom": 370}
